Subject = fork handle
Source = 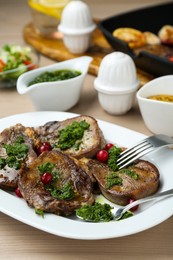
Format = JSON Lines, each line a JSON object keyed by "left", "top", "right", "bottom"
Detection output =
{"left": 123, "top": 188, "right": 173, "bottom": 213}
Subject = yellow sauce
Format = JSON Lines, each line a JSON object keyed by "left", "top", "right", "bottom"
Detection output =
{"left": 148, "top": 94, "right": 173, "bottom": 102}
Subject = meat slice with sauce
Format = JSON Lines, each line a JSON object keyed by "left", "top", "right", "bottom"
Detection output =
{"left": 18, "top": 150, "right": 94, "bottom": 216}
{"left": 81, "top": 158, "right": 160, "bottom": 206}
{"left": 36, "top": 115, "right": 106, "bottom": 159}
{"left": 0, "top": 124, "right": 38, "bottom": 190}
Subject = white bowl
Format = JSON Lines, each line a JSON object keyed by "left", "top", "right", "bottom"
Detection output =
{"left": 58, "top": 0, "right": 96, "bottom": 53}
{"left": 94, "top": 52, "right": 139, "bottom": 115}
{"left": 17, "top": 56, "right": 92, "bottom": 111}
{"left": 136, "top": 75, "right": 173, "bottom": 136}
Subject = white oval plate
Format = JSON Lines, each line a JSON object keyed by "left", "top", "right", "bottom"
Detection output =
{"left": 0, "top": 111, "right": 173, "bottom": 240}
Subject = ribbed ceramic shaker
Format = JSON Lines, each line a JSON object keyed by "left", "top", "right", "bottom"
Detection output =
{"left": 58, "top": 0, "right": 96, "bottom": 53}
{"left": 94, "top": 52, "right": 140, "bottom": 115}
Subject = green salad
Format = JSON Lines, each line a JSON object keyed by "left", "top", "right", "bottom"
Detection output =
{"left": 0, "top": 44, "right": 37, "bottom": 81}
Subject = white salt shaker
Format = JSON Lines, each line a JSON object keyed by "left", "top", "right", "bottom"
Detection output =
{"left": 94, "top": 52, "right": 140, "bottom": 115}
{"left": 58, "top": 0, "right": 96, "bottom": 54}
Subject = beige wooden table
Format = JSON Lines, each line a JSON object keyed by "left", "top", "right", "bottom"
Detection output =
{"left": 0, "top": 1, "right": 173, "bottom": 259}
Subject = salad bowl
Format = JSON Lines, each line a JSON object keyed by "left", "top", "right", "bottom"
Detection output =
{"left": 0, "top": 44, "right": 39, "bottom": 88}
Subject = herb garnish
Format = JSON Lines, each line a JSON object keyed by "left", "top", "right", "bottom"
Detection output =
{"left": 47, "top": 181, "right": 75, "bottom": 200}
{"left": 106, "top": 172, "right": 123, "bottom": 189}
{"left": 38, "top": 162, "right": 55, "bottom": 174}
{"left": 120, "top": 211, "right": 133, "bottom": 220}
{"left": 57, "top": 120, "right": 90, "bottom": 150}
{"left": 120, "top": 169, "right": 139, "bottom": 180}
{"left": 38, "top": 162, "right": 75, "bottom": 200}
{"left": 0, "top": 136, "right": 29, "bottom": 170}
{"left": 107, "top": 146, "right": 122, "bottom": 171}
{"left": 76, "top": 202, "right": 114, "bottom": 222}
{"left": 35, "top": 209, "right": 44, "bottom": 218}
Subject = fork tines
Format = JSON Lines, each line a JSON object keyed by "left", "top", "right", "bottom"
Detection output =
{"left": 116, "top": 139, "right": 154, "bottom": 169}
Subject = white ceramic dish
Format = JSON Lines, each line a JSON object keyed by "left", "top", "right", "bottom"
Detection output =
{"left": 137, "top": 75, "right": 173, "bottom": 136}
{"left": 0, "top": 111, "right": 173, "bottom": 240}
{"left": 17, "top": 56, "right": 92, "bottom": 111}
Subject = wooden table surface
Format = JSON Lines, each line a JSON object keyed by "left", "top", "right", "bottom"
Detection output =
{"left": 0, "top": 0, "right": 172, "bottom": 259}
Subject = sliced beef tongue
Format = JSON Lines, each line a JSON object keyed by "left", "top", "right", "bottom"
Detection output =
{"left": 18, "top": 150, "right": 94, "bottom": 216}
{"left": 0, "top": 124, "right": 38, "bottom": 190}
{"left": 82, "top": 158, "right": 160, "bottom": 206}
{"left": 36, "top": 115, "right": 106, "bottom": 159}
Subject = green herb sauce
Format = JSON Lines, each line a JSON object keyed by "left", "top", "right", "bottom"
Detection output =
{"left": 38, "top": 161, "right": 55, "bottom": 174}
{"left": 57, "top": 120, "right": 90, "bottom": 150}
{"left": 47, "top": 181, "right": 75, "bottom": 200}
{"left": 35, "top": 209, "right": 44, "bottom": 218}
{"left": 120, "top": 169, "right": 139, "bottom": 180}
{"left": 28, "top": 69, "right": 81, "bottom": 86}
{"left": 106, "top": 172, "right": 123, "bottom": 189}
{"left": 76, "top": 202, "right": 114, "bottom": 222}
{"left": 107, "top": 146, "right": 122, "bottom": 171}
{"left": 120, "top": 211, "right": 133, "bottom": 220}
{"left": 0, "top": 136, "right": 29, "bottom": 170}
{"left": 38, "top": 162, "right": 75, "bottom": 200}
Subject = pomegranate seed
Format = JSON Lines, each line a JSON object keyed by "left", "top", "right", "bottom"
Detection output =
{"left": 37, "top": 142, "right": 52, "bottom": 155}
{"left": 41, "top": 172, "right": 53, "bottom": 184}
{"left": 15, "top": 187, "right": 23, "bottom": 198}
{"left": 96, "top": 149, "right": 109, "bottom": 163}
{"left": 105, "top": 143, "right": 114, "bottom": 150}
{"left": 128, "top": 198, "right": 139, "bottom": 212}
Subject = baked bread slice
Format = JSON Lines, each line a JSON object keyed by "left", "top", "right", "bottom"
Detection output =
{"left": 158, "top": 25, "right": 173, "bottom": 45}
{"left": 81, "top": 158, "right": 160, "bottom": 206}
{"left": 18, "top": 150, "right": 94, "bottom": 216}
{"left": 0, "top": 124, "right": 38, "bottom": 190}
{"left": 112, "top": 27, "right": 146, "bottom": 49}
{"left": 36, "top": 115, "right": 106, "bottom": 159}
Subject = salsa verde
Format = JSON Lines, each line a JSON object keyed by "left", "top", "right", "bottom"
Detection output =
{"left": 28, "top": 69, "right": 81, "bottom": 86}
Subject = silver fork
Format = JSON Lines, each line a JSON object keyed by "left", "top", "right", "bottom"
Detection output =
{"left": 116, "top": 134, "right": 173, "bottom": 169}
{"left": 76, "top": 188, "right": 173, "bottom": 222}
{"left": 113, "top": 188, "right": 173, "bottom": 220}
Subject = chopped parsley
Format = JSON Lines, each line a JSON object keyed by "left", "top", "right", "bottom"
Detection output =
{"left": 107, "top": 146, "right": 122, "bottom": 171}
{"left": 35, "top": 209, "right": 44, "bottom": 218}
{"left": 38, "top": 161, "right": 55, "bottom": 174}
{"left": 38, "top": 162, "right": 75, "bottom": 200}
{"left": 0, "top": 136, "right": 29, "bottom": 170}
{"left": 120, "top": 211, "right": 133, "bottom": 220}
{"left": 76, "top": 202, "right": 114, "bottom": 222}
{"left": 106, "top": 172, "right": 123, "bottom": 189}
{"left": 0, "top": 158, "right": 6, "bottom": 169}
{"left": 47, "top": 181, "right": 75, "bottom": 200}
{"left": 57, "top": 120, "right": 90, "bottom": 150}
{"left": 120, "top": 169, "right": 139, "bottom": 180}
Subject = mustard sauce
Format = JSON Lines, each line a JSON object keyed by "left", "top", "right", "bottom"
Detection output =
{"left": 148, "top": 94, "right": 173, "bottom": 102}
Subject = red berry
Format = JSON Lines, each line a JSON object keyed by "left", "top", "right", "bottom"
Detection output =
{"left": 41, "top": 172, "right": 53, "bottom": 184}
{"left": 96, "top": 149, "right": 109, "bottom": 163}
{"left": 105, "top": 143, "right": 114, "bottom": 150}
{"left": 15, "top": 187, "right": 23, "bottom": 198}
{"left": 128, "top": 198, "right": 139, "bottom": 212}
{"left": 37, "top": 142, "right": 52, "bottom": 155}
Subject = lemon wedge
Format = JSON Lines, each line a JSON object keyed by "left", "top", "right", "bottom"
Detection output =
{"left": 28, "top": 0, "right": 70, "bottom": 19}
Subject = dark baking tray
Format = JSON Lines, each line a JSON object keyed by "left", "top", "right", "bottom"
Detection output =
{"left": 98, "top": 2, "right": 173, "bottom": 76}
